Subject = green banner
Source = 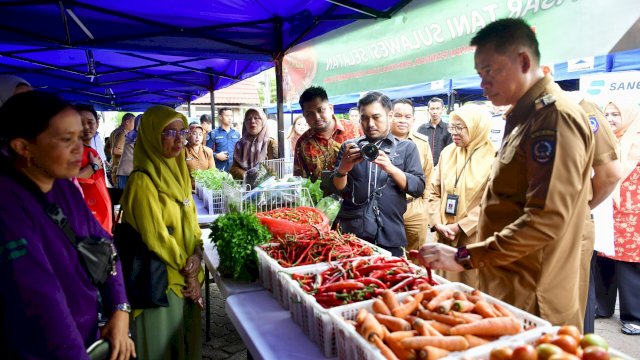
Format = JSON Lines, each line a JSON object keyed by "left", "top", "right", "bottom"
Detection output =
{"left": 283, "top": 0, "right": 639, "bottom": 102}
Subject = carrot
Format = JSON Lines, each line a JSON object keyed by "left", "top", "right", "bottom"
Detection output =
{"left": 436, "top": 299, "right": 454, "bottom": 314}
{"left": 452, "top": 311, "right": 483, "bottom": 324}
{"left": 463, "top": 334, "right": 491, "bottom": 348}
{"left": 417, "top": 283, "right": 434, "bottom": 292}
{"left": 493, "top": 303, "right": 515, "bottom": 318}
{"left": 400, "top": 335, "right": 469, "bottom": 351}
{"left": 373, "top": 299, "right": 392, "bottom": 315}
{"left": 403, "top": 295, "right": 415, "bottom": 304}
{"left": 452, "top": 300, "right": 475, "bottom": 313}
{"left": 419, "top": 289, "right": 439, "bottom": 302}
{"left": 360, "top": 313, "right": 385, "bottom": 341}
{"left": 392, "top": 292, "right": 424, "bottom": 319}
{"left": 427, "top": 320, "right": 452, "bottom": 335}
{"left": 385, "top": 332, "right": 416, "bottom": 360}
{"left": 452, "top": 290, "right": 467, "bottom": 301}
{"left": 473, "top": 300, "right": 497, "bottom": 318}
{"left": 417, "top": 309, "right": 465, "bottom": 326}
{"left": 448, "top": 317, "right": 522, "bottom": 336}
{"left": 412, "top": 317, "right": 442, "bottom": 337}
{"left": 418, "top": 346, "right": 450, "bottom": 360}
{"left": 375, "top": 314, "right": 412, "bottom": 332}
{"left": 356, "top": 308, "right": 369, "bottom": 324}
{"left": 383, "top": 290, "right": 401, "bottom": 311}
{"left": 467, "top": 294, "right": 483, "bottom": 303}
{"left": 372, "top": 334, "right": 399, "bottom": 360}
{"left": 426, "top": 289, "right": 453, "bottom": 311}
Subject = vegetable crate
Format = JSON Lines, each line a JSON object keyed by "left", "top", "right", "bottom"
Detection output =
{"left": 261, "top": 158, "right": 294, "bottom": 179}
{"left": 203, "top": 188, "right": 226, "bottom": 215}
{"left": 329, "top": 282, "right": 552, "bottom": 360}
{"left": 280, "top": 260, "right": 448, "bottom": 358}
{"left": 460, "top": 326, "right": 635, "bottom": 360}
{"left": 255, "top": 239, "right": 392, "bottom": 310}
{"left": 223, "top": 182, "right": 314, "bottom": 213}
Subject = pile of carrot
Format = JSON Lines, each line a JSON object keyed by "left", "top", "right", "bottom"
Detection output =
{"left": 291, "top": 256, "right": 440, "bottom": 308}
{"left": 347, "top": 286, "right": 523, "bottom": 360}
{"left": 262, "top": 231, "right": 374, "bottom": 267}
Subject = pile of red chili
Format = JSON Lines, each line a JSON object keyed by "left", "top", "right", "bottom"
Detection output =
{"left": 256, "top": 206, "right": 330, "bottom": 239}
{"left": 291, "top": 256, "right": 440, "bottom": 308}
{"left": 262, "top": 231, "right": 374, "bottom": 267}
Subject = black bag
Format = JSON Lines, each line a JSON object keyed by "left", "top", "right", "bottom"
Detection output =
{"left": 113, "top": 222, "right": 169, "bottom": 308}
{"left": 337, "top": 191, "right": 383, "bottom": 243}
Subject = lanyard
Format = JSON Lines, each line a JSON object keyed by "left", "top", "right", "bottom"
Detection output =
{"left": 453, "top": 149, "right": 478, "bottom": 190}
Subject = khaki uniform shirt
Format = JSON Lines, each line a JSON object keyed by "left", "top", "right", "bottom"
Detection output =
{"left": 403, "top": 132, "right": 434, "bottom": 250}
{"left": 110, "top": 127, "right": 127, "bottom": 168}
{"left": 469, "top": 76, "right": 595, "bottom": 328}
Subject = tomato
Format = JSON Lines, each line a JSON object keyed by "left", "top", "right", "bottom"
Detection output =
{"left": 550, "top": 335, "right": 579, "bottom": 354}
{"left": 490, "top": 346, "right": 514, "bottom": 360}
{"left": 582, "top": 346, "right": 610, "bottom": 360}
{"left": 580, "top": 334, "right": 609, "bottom": 351}
{"left": 548, "top": 353, "right": 580, "bottom": 360}
{"left": 537, "top": 343, "right": 565, "bottom": 360}
{"left": 557, "top": 325, "right": 582, "bottom": 343}
{"left": 512, "top": 344, "right": 537, "bottom": 360}
{"left": 536, "top": 333, "right": 554, "bottom": 346}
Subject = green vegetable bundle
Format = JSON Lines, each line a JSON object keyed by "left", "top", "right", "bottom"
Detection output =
{"left": 192, "top": 168, "right": 235, "bottom": 190}
{"left": 302, "top": 178, "right": 323, "bottom": 205}
{"left": 209, "top": 212, "right": 272, "bottom": 281}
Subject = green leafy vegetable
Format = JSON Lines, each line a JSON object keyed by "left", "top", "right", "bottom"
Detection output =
{"left": 302, "top": 178, "right": 323, "bottom": 205}
{"left": 209, "top": 212, "right": 272, "bottom": 281}
{"left": 316, "top": 194, "right": 343, "bottom": 223}
{"left": 192, "top": 168, "right": 235, "bottom": 190}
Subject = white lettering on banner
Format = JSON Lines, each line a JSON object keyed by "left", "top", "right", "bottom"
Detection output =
{"left": 508, "top": 0, "right": 568, "bottom": 18}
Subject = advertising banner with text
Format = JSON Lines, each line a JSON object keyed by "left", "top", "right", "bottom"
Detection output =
{"left": 283, "top": 0, "right": 639, "bottom": 102}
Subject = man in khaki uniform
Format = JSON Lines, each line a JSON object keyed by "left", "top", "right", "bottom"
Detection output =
{"left": 390, "top": 99, "right": 433, "bottom": 251}
{"left": 417, "top": 18, "right": 594, "bottom": 329}
{"left": 572, "top": 97, "right": 621, "bottom": 332}
{"left": 109, "top": 113, "right": 135, "bottom": 187}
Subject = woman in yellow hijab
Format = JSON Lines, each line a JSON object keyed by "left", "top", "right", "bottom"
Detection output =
{"left": 120, "top": 106, "right": 204, "bottom": 359}
{"left": 428, "top": 104, "right": 494, "bottom": 287}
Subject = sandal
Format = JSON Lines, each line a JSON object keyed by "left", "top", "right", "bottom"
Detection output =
{"left": 621, "top": 322, "right": 640, "bottom": 335}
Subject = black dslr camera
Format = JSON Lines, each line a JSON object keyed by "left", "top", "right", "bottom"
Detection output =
{"left": 356, "top": 139, "right": 391, "bottom": 161}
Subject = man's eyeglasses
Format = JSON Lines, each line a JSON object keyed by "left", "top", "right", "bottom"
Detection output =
{"left": 447, "top": 126, "right": 467, "bottom": 134}
{"left": 162, "top": 129, "right": 190, "bottom": 139}
{"left": 393, "top": 113, "right": 414, "bottom": 120}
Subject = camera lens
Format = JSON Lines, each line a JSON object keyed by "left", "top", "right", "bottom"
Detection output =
{"left": 360, "top": 143, "right": 379, "bottom": 161}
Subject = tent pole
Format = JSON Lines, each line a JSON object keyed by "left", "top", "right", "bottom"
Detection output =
{"left": 209, "top": 72, "right": 216, "bottom": 127}
{"left": 274, "top": 17, "right": 285, "bottom": 159}
{"left": 187, "top": 99, "right": 192, "bottom": 117}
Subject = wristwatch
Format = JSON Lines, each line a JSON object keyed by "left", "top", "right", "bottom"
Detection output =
{"left": 335, "top": 169, "right": 348, "bottom": 178}
{"left": 114, "top": 303, "right": 132, "bottom": 313}
{"left": 454, "top": 246, "right": 474, "bottom": 270}
{"left": 90, "top": 163, "right": 100, "bottom": 173}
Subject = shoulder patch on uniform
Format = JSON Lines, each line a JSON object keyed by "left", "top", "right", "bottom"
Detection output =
{"left": 411, "top": 131, "right": 430, "bottom": 143}
{"left": 535, "top": 94, "right": 556, "bottom": 110}
{"left": 588, "top": 114, "right": 599, "bottom": 133}
{"left": 532, "top": 139, "right": 555, "bottom": 164}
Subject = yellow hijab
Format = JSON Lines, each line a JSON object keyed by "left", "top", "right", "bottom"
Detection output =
{"left": 439, "top": 104, "right": 494, "bottom": 222}
{"left": 607, "top": 100, "right": 640, "bottom": 206}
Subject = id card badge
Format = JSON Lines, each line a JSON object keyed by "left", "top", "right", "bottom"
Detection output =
{"left": 445, "top": 194, "right": 459, "bottom": 216}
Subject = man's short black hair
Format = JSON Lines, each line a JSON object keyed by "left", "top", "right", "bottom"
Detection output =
{"left": 218, "top": 107, "right": 231, "bottom": 116}
{"left": 299, "top": 86, "right": 329, "bottom": 109}
{"left": 200, "top": 114, "right": 211, "bottom": 124}
{"left": 75, "top": 103, "right": 98, "bottom": 121}
{"left": 122, "top": 112, "right": 135, "bottom": 123}
{"left": 470, "top": 18, "right": 540, "bottom": 64}
{"left": 427, "top": 97, "right": 444, "bottom": 107}
{"left": 392, "top": 98, "right": 414, "bottom": 113}
{"left": 358, "top": 91, "right": 392, "bottom": 112}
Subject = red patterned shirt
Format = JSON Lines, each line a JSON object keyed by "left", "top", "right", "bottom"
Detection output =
{"left": 293, "top": 118, "right": 361, "bottom": 181}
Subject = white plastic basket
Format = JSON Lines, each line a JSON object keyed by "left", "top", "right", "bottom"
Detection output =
{"left": 462, "top": 326, "right": 636, "bottom": 360}
{"left": 329, "top": 282, "right": 553, "bottom": 360}
{"left": 224, "top": 181, "right": 314, "bottom": 212}
{"left": 261, "top": 158, "right": 294, "bottom": 179}
{"left": 255, "top": 239, "right": 392, "bottom": 310}
{"left": 281, "top": 259, "right": 449, "bottom": 358}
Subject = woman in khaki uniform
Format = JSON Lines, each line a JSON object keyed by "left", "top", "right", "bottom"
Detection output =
{"left": 230, "top": 108, "right": 278, "bottom": 180}
{"left": 428, "top": 104, "right": 494, "bottom": 287}
{"left": 184, "top": 122, "right": 215, "bottom": 189}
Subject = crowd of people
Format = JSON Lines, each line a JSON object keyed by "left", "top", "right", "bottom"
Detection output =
{"left": 0, "top": 16, "right": 638, "bottom": 360}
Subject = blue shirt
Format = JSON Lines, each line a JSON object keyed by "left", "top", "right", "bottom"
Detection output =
{"left": 209, "top": 127, "right": 240, "bottom": 171}
{"left": 333, "top": 133, "right": 425, "bottom": 248}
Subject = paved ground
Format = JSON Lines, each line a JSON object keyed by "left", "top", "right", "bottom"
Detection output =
{"left": 201, "top": 281, "right": 638, "bottom": 360}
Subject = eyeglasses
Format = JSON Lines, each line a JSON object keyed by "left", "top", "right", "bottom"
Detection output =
{"left": 190, "top": 131, "right": 204, "bottom": 136}
{"left": 393, "top": 113, "right": 414, "bottom": 120}
{"left": 162, "top": 129, "right": 190, "bottom": 139}
{"left": 447, "top": 126, "right": 467, "bottom": 134}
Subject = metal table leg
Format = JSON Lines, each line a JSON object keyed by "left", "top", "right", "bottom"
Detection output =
{"left": 205, "top": 266, "right": 211, "bottom": 341}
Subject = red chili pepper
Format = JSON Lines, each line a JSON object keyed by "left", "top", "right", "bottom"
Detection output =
{"left": 317, "top": 280, "right": 365, "bottom": 293}
{"left": 390, "top": 276, "right": 416, "bottom": 292}
{"left": 357, "top": 263, "right": 398, "bottom": 275}
{"left": 359, "top": 277, "right": 388, "bottom": 289}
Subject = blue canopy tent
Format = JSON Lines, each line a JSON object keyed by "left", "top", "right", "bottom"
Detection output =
{"left": 0, "top": 0, "right": 413, "bottom": 154}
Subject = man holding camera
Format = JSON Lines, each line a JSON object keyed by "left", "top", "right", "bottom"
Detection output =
{"left": 333, "top": 92, "right": 425, "bottom": 256}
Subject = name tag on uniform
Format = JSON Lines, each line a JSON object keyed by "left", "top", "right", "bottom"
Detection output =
{"left": 186, "top": 157, "right": 194, "bottom": 161}
{"left": 445, "top": 194, "right": 459, "bottom": 216}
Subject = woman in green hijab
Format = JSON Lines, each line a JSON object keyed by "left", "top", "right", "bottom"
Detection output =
{"left": 120, "top": 106, "right": 204, "bottom": 360}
